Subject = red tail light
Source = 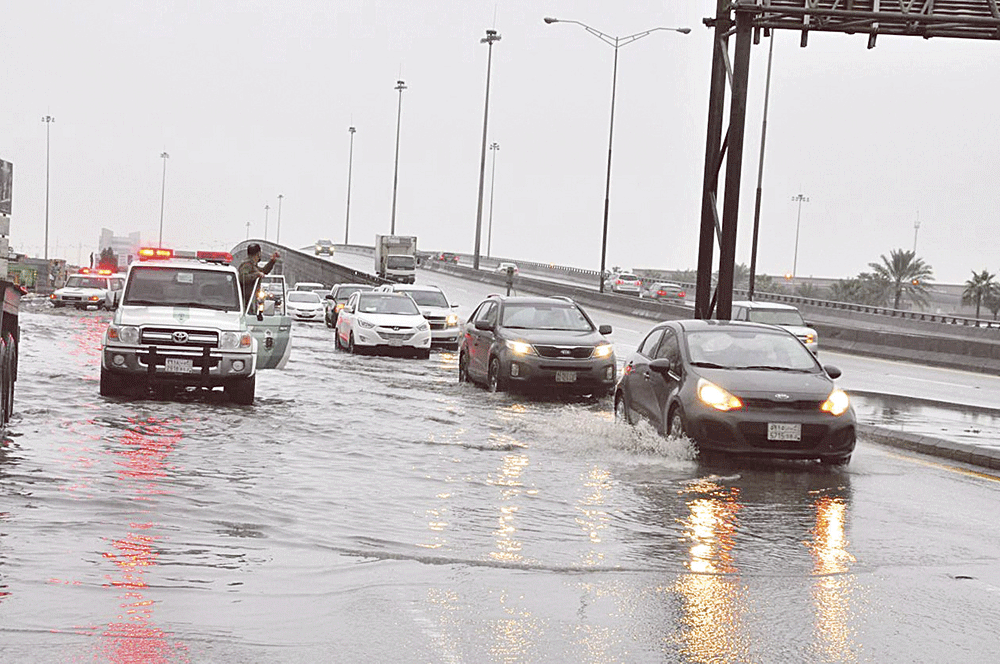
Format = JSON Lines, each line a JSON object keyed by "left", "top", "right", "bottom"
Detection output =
{"left": 678, "top": 291, "right": 686, "bottom": 298}
{"left": 657, "top": 290, "right": 666, "bottom": 296}
{"left": 616, "top": 279, "right": 623, "bottom": 285}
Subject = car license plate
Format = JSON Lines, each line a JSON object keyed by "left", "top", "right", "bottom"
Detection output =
{"left": 388, "top": 339, "right": 403, "bottom": 347}
{"left": 165, "top": 358, "right": 194, "bottom": 373}
{"left": 555, "top": 371, "right": 577, "bottom": 383}
{"left": 768, "top": 423, "right": 801, "bottom": 441}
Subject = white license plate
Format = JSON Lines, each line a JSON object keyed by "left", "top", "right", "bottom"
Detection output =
{"left": 555, "top": 371, "right": 577, "bottom": 383}
{"left": 164, "top": 358, "right": 194, "bottom": 373}
{"left": 388, "top": 339, "right": 403, "bottom": 347}
{"left": 768, "top": 423, "right": 801, "bottom": 441}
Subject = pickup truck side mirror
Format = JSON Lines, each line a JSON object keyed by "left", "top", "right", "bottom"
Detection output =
{"left": 598, "top": 324, "right": 612, "bottom": 335}
{"left": 474, "top": 319, "right": 493, "bottom": 331}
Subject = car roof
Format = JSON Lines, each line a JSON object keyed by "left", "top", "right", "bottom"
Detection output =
{"left": 672, "top": 319, "right": 795, "bottom": 333}
{"left": 488, "top": 295, "right": 577, "bottom": 306}
{"left": 333, "top": 282, "right": 374, "bottom": 289}
{"left": 731, "top": 300, "right": 799, "bottom": 311}
{"left": 129, "top": 260, "right": 235, "bottom": 272}
{"left": 387, "top": 284, "right": 442, "bottom": 292}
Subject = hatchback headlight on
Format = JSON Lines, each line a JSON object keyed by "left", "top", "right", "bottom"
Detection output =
{"left": 505, "top": 340, "right": 536, "bottom": 356}
{"left": 220, "top": 331, "right": 252, "bottom": 349}
{"left": 357, "top": 318, "right": 376, "bottom": 329}
{"left": 821, "top": 389, "right": 850, "bottom": 416}
{"left": 108, "top": 325, "right": 140, "bottom": 345}
{"left": 697, "top": 378, "right": 743, "bottom": 411}
{"left": 591, "top": 343, "right": 613, "bottom": 359}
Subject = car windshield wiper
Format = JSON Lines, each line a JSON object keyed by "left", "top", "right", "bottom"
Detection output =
{"left": 169, "top": 301, "right": 234, "bottom": 310}
{"left": 689, "top": 361, "right": 729, "bottom": 369}
{"left": 735, "top": 365, "right": 812, "bottom": 372}
{"left": 125, "top": 299, "right": 159, "bottom": 306}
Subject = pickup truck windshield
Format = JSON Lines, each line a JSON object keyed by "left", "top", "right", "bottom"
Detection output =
{"left": 123, "top": 266, "right": 241, "bottom": 311}
{"left": 65, "top": 276, "right": 109, "bottom": 289}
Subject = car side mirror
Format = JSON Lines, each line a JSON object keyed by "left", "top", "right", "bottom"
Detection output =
{"left": 824, "top": 365, "right": 842, "bottom": 379}
{"left": 474, "top": 319, "right": 493, "bottom": 331}
{"left": 598, "top": 324, "right": 612, "bottom": 335}
{"left": 325, "top": 294, "right": 334, "bottom": 300}
{"left": 451, "top": 303, "right": 460, "bottom": 308}
{"left": 649, "top": 358, "right": 674, "bottom": 376}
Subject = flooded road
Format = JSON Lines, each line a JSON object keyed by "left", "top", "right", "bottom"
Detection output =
{"left": 2, "top": 305, "right": 1000, "bottom": 662}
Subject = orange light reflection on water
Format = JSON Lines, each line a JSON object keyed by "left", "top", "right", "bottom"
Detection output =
{"left": 809, "top": 495, "right": 861, "bottom": 663}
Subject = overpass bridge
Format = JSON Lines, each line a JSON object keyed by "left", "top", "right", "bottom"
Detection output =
{"left": 230, "top": 240, "right": 1000, "bottom": 376}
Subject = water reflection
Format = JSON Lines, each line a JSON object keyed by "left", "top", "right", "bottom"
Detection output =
{"left": 96, "top": 416, "right": 187, "bottom": 663}
{"left": 489, "top": 453, "right": 529, "bottom": 564}
{"left": 853, "top": 393, "right": 1000, "bottom": 449}
{"left": 673, "top": 468, "right": 860, "bottom": 664}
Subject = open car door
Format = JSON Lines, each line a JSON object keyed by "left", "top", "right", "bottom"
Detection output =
{"left": 247, "top": 275, "right": 293, "bottom": 370}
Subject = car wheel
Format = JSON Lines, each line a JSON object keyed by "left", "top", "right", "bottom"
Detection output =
{"left": 458, "top": 350, "right": 470, "bottom": 383}
{"left": 100, "top": 367, "right": 126, "bottom": 398}
{"left": 820, "top": 454, "right": 852, "bottom": 466}
{"left": 348, "top": 332, "right": 357, "bottom": 354}
{"left": 419, "top": 348, "right": 431, "bottom": 360}
{"left": 226, "top": 375, "right": 256, "bottom": 405}
{"left": 487, "top": 357, "right": 507, "bottom": 393}
{"left": 615, "top": 391, "right": 638, "bottom": 425}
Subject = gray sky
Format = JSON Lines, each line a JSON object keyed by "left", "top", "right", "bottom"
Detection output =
{"left": 2, "top": 1, "right": 997, "bottom": 284}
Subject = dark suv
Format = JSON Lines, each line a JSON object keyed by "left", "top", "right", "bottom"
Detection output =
{"left": 458, "top": 295, "right": 616, "bottom": 394}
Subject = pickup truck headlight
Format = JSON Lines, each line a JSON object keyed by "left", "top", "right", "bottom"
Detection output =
{"left": 357, "top": 318, "right": 376, "bottom": 329}
{"left": 220, "top": 331, "right": 253, "bottom": 349}
{"left": 108, "top": 325, "right": 140, "bottom": 345}
{"left": 591, "top": 343, "right": 614, "bottom": 359}
{"left": 505, "top": 340, "right": 536, "bottom": 356}
{"left": 446, "top": 314, "right": 459, "bottom": 327}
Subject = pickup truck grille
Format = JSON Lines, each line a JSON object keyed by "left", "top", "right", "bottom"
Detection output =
{"left": 141, "top": 327, "right": 219, "bottom": 347}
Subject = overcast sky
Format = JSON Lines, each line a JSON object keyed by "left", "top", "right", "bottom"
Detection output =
{"left": 2, "top": 1, "right": 998, "bottom": 283}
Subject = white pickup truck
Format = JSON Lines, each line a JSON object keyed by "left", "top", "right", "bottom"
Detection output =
{"left": 100, "top": 248, "right": 291, "bottom": 404}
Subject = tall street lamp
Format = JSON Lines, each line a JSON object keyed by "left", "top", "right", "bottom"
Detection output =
{"left": 158, "top": 151, "right": 169, "bottom": 247}
{"left": 544, "top": 17, "right": 690, "bottom": 292}
{"left": 390, "top": 80, "right": 406, "bottom": 234}
{"left": 245, "top": 221, "right": 251, "bottom": 240}
{"left": 276, "top": 194, "right": 284, "bottom": 244}
{"left": 41, "top": 115, "right": 55, "bottom": 272}
{"left": 473, "top": 29, "right": 501, "bottom": 270}
{"left": 791, "top": 193, "right": 809, "bottom": 278}
{"left": 487, "top": 141, "right": 500, "bottom": 258}
{"left": 345, "top": 126, "right": 356, "bottom": 244}
{"left": 264, "top": 203, "right": 270, "bottom": 241}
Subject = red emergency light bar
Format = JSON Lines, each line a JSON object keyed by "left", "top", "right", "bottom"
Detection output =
{"left": 79, "top": 268, "right": 113, "bottom": 275}
{"left": 137, "top": 248, "right": 232, "bottom": 264}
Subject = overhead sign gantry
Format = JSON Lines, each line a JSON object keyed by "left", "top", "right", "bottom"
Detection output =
{"left": 695, "top": 0, "right": 1000, "bottom": 321}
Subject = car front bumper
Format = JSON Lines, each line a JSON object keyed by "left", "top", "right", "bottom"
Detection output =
{"left": 353, "top": 328, "right": 432, "bottom": 350}
{"left": 502, "top": 354, "right": 616, "bottom": 391}
{"left": 684, "top": 402, "right": 856, "bottom": 460}
{"left": 290, "top": 309, "right": 323, "bottom": 321}
{"left": 102, "top": 344, "right": 256, "bottom": 386}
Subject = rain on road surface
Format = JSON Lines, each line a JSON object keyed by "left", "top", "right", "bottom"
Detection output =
{"left": 1, "top": 293, "right": 999, "bottom": 662}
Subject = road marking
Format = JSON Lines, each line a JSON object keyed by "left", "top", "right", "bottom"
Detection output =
{"left": 885, "top": 450, "right": 1000, "bottom": 482}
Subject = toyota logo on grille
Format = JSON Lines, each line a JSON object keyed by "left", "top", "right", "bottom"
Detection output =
{"left": 774, "top": 393, "right": 791, "bottom": 400}
{"left": 172, "top": 331, "right": 189, "bottom": 344}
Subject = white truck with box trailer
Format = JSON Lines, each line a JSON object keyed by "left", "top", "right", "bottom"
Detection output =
{"left": 374, "top": 235, "right": 417, "bottom": 284}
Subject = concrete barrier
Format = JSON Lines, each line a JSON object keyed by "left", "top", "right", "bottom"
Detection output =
{"left": 231, "top": 240, "right": 383, "bottom": 289}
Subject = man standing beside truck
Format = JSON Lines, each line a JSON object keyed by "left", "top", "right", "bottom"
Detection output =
{"left": 238, "top": 243, "right": 280, "bottom": 309}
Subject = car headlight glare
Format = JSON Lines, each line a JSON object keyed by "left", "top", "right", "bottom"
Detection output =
{"left": 697, "top": 378, "right": 743, "bottom": 411}
{"left": 357, "top": 318, "right": 375, "bottom": 329}
{"left": 446, "top": 314, "right": 459, "bottom": 327}
{"left": 591, "top": 343, "right": 613, "bottom": 359}
{"left": 505, "top": 340, "right": 535, "bottom": 356}
{"left": 804, "top": 333, "right": 816, "bottom": 344}
{"left": 821, "top": 389, "right": 850, "bottom": 416}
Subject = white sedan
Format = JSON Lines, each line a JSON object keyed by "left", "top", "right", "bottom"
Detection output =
{"left": 285, "top": 290, "right": 324, "bottom": 322}
{"left": 336, "top": 291, "right": 432, "bottom": 358}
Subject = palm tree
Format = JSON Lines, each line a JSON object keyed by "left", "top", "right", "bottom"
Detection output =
{"left": 962, "top": 269, "right": 997, "bottom": 321}
{"left": 868, "top": 249, "right": 934, "bottom": 310}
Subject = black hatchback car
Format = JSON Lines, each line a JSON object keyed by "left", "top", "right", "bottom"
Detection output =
{"left": 615, "top": 320, "right": 856, "bottom": 465}
{"left": 459, "top": 295, "right": 616, "bottom": 394}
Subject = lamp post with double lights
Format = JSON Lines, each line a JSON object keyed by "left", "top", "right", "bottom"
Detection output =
{"left": 472, "top": 29, "right": 501, "bottom": 270}
{"left": 390, "top": 80, "right": 406, "bottom": 234}
{"left": 791, "top": 193, "right": 809, "bottom": 278}
{"left": 543, "top": 17, "right": 690, "bottom": 293}
{"left": 158, "top": 151, "right": 169, "bottom": 247}
{"left": 487, "top": 142, "right": 500, "bottom": 257}
{"left": 41, "top": 115, "right": 55, "bottom": 274}
{"left": 345, "top": 126, "right": 356, "bottom": 244}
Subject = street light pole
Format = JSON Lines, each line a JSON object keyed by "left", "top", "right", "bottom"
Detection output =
{"left": 544, "top": 18, "right": 690, "bottom": 293}
{"left": 913, "top": 212, "right": 920, "bottom": 253}
{"left": 264, "top": 203, "right": 270, "bottom": 241}
{"left": 276, "top": 194, "right": 284, "bottom": 245}
{"left": 487, "top": 141, "right": 500, "bottom": 258}
{"left": 41, "top": 115, "right": 55, "bottom": 272}
{"left": 390, "top": 80, "right": 406, "bottom": 235}
{"left": 345, "top": 126, "right": 356, "bottom": 244}
{"left": 791, "top": 193, "right": 809, "bottom": 278}
{"left": 748, "top": 32, "right": 775, "bottom": 302}
{"left": 158, "top": 151, "right": 169, "bottom": 248}
{"left": 245, "top": 221, "right": 251, "bottom": 240}
{"left": 473, "top": 29, "right": 501, "bottom": 270}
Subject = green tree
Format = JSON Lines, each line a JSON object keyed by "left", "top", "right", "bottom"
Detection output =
{"left": 962, "top": 269, "right": 997, "bottom": 321}
{"left": 868, "top": 249, "right": 933, "bottom": 310}
{"left": 986, "top": 289, "right": 1000, "bottom": 321}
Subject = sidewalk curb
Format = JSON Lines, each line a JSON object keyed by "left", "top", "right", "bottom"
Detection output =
{"left": 859, "top": 424, "right": 1000, "bottom": 471}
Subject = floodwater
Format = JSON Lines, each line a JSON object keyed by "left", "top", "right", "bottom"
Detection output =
{"left": 853, "top": 393, "right": 1000, "bottom": 449}
{"left": 2, "top": 303, "right": 1000, "bottom": 663}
